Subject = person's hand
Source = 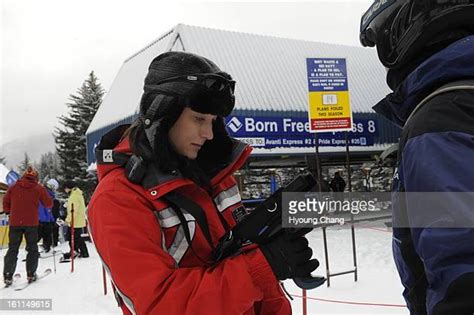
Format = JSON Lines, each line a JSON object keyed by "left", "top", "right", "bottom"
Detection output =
{"left": 259, "top": 228, "right": 319, "bottom": 281}
{"left": 56, "top": 218, "right": 65, "bottom": 226}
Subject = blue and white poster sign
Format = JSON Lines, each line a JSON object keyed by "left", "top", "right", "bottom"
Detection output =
{"left": 225, "top": 116, "right": 377, "bottom": 149}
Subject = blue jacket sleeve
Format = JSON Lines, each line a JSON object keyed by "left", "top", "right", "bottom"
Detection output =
{"left": 402, "top": 131, "right": 474, "bottom": 314}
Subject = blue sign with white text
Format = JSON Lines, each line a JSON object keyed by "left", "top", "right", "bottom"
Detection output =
{"left": 306, "top": 58, "right": 348, "bottom": 92}
{"left": 225, "top": 116, "right": 377, "bottom": 149}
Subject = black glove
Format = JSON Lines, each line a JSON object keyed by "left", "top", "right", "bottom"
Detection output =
{"left": 260, "top": 228, "right": 319, "bottom": 281}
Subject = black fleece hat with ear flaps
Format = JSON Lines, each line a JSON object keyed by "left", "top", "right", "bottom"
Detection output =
{"left": 139, "top": 51, "right": 235, "bottom": 119}
{"left": 133, "top": 51, "right": 236, "bottom": 181}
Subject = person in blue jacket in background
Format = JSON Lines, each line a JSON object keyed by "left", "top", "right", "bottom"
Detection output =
{"left": 360, "top": 1, "right": 474, "bottom": 314}
{"left": 38, "top": 179, "right": 59, "bottom": 253}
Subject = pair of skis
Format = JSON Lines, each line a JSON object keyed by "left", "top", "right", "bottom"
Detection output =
{"left": 21, "top": 251, "right": 58, "bottom": 262}
{"left": 3, "top": 268, "right": 52, "bottom": 291}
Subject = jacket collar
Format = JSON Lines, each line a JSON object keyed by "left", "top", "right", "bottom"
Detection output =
{"left": 95, "top": 124, "right": 132, "bottom": 181}
{"left": 373, "top": 35, "right": 474, "bottom": 127}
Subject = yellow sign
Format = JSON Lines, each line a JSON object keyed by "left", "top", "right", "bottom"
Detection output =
{"left": 306, "top": 58, "right": 353, "bottom": 132}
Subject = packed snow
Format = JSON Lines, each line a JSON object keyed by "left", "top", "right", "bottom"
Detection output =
{"left": 0, "top": 219, "right": 407, "bottom": 314}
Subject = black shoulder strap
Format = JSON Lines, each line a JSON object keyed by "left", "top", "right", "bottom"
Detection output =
{"left": 162, "top": 191, "right": 215, "bottom": 251}
{"left": 405, "top": 79, "right": 474, "bottom": 126}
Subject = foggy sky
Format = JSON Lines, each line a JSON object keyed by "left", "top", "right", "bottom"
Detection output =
{"left": 1, "top": 0, "right": 374, "bottom": 146}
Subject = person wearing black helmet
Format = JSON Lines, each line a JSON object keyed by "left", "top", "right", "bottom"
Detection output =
{"left": 360, "top": 1, "right": 474, "bottom": 314}
{"left": 87, "top": 51, "right": 318, "bottom": 314}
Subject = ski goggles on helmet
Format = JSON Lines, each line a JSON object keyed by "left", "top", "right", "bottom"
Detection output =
{"left": 360, "top": 0, "right": 413, "bottom": 68}
{"left": 144, "top": 73, "right": 236, "bottom": 117}
{"left": 360, "top": 0, "right": 399, "bottom": 47}
{"left": 153, "top": 73, "right": 235, "bottom": 94}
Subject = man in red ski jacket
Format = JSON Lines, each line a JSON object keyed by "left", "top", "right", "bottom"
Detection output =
{"left": 2, "top": 166, "right": 52, "bottom": 284}
{"left": 88, "top": 51, "right": 319, "bottom": 314}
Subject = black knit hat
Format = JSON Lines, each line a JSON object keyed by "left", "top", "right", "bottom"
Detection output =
{"left": 63, "top": 181, "right": 76, "bottom": 190}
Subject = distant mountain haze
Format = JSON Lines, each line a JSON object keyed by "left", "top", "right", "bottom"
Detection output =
{"left": 0, "top": 133, "right": 56, "bottom": 170}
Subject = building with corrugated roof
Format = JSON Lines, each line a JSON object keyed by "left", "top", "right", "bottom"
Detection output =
{"left": 86, "top": 24, "right": 400, "bottom": 169}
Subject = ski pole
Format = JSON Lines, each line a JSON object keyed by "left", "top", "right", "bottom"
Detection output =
{"left": 50, "top": 221, "right": 57, "bottom": 273}
{"left": 303, "top": 289, "right": 307, "bottom": 315}
{"left": 71, "top": 203, "right": 75, "bottom": 273}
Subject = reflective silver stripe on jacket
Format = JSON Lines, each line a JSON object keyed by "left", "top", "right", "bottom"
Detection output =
{"left": 161, "top": 230, "right": 167, "bottom": 252}
{"left": 102, "top": 261, "right": 136, "bottom": 315}
{"left": 154, "top": 207, "right": 196, "bottom": 264}
{"left": 88, "top": 223, "right": 137, "bottom": 315}
{"left": 214, "top": 185, "right": 242, "bottom": 213}
{"left": 167, "top": 221, "right": 196, "bottom": 264}
{"left": 155, "top": 207, "right": 195, "bottom": 228}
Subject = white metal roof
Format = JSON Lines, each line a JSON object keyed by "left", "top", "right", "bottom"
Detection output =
{"left": 0, "top": 163, "right": 10, "bottom": 185}
{"left": 87, "top": 24, "right": 389, "bottom": 135}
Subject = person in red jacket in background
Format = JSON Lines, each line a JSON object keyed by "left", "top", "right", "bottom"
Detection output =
{"left": 88, "top": 52, "right": 318, "bottom": 315}
{"left": 2, "top": 166, "right": 52, "bottom": 285}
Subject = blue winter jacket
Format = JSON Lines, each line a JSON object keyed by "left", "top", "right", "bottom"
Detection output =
{"left": 373, "top": 36, "right": 474, "bottom": 315}
{"left": 38, "top": 188, "right": 56, "bottom": 223}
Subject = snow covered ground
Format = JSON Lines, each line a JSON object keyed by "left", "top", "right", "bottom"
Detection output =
{"left": 287, "top": 220, "right": 408, "bottom": 315}
{"left": 0, "top": 242, "right": 117, "bottom": 314}
{"left": 0, "top": 220, "right": 408, "bottom": 314}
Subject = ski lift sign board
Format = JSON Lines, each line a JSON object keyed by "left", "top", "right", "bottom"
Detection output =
{"left": 306, "top": 58, "right": 353, "bottom": 133}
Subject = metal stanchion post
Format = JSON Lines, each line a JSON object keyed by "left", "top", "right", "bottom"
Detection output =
{"left": 103, "top": 267, "right": 108, "bottom": 295}
{"left": 345, "top": 132, "right": 358, "bottom": 282}
{"left": 322, "top": 227, "right": 330, "bottom": 287}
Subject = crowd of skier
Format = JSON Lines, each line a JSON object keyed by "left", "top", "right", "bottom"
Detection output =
{"left": 1, "top": 166, "right": 89, "bottom": 285}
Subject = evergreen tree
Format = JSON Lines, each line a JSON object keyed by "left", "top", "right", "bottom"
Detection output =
{"left": 0, "top": 155, "right": 6, "bottom": 165}
{"left": 35, "top": 151, "right": 61, "bottom": 183}
{"left": 54, "top": 71, "right": 104, "bottom": 201}
{"left": 17, "top": 152, "right": 31, "bottom": 174}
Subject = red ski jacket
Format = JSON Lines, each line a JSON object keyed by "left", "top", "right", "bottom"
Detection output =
{"left": 87, "top": 127, "right": 291, "bottom": 315}
{"left": 3, "top": 176, "right": 52, "bottom": 227}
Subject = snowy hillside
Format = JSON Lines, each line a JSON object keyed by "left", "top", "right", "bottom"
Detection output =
{"left": 1, "top": 220, "right": 407, "bottom": 314}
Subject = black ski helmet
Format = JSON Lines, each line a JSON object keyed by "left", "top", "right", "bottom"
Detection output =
{"left": 360, "top": 0, "right": 474, "bottom": 70}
